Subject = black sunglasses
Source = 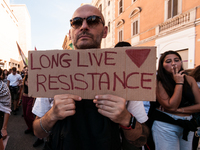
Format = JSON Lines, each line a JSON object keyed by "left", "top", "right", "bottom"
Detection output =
{"left": 70, "top": 15, "right": 104, "bottom": 29}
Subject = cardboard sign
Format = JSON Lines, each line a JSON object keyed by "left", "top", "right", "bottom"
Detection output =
{"left": 28, "top": 47, "right": 156, "bottom": 101}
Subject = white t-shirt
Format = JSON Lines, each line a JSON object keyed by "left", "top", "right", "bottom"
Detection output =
{"left": 7, "top": 73, "right": 22, "bottom": 86}
{"left": 32, "top": 98, "right": 148, "bottom": 123}
{"left": 32, "top": 97, "right": 53, "bottom": 118}
{"left": 127, "top": 101, "right": 148, "bottom": 123}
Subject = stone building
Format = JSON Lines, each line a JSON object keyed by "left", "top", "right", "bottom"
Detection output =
{"left": 0, "top": 0, "right": 31, "bottom": 70}
{"left": 114, "top": 0, "right": 200, "bottom": 69}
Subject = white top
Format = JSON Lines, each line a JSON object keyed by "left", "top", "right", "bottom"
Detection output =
{"left": 127, "top": 101, "right": 148, "bottom": 123}
{"left": 7, "top": 73, "right": 22, "bottom": 86}
{"left": 32, "top": 98, "right": 148, "bottom": 123}
{"left": 32, "top": 97, "right": 53, "bottom": 118}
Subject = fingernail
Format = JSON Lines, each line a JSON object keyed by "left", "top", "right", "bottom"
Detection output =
{"left": 95, "top": 95, "right": 98, "bottom": 99}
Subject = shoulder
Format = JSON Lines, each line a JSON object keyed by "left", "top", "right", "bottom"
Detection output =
{"left": 7, "top": 74, "right": 12, "bottom": 78}
{"left": 185, "top": 75, "right": 196, "bottom": 85}
{"left": 17, "top": 74, "right": 22, "bottom": 78}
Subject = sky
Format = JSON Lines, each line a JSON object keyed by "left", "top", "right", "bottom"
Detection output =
{"left": 10, "top": 0, "right": 93, "bottom": 50}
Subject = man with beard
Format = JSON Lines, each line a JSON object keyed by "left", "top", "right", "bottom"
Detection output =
{"left": 32, "top": 5, "right": 149, "bottom": 150}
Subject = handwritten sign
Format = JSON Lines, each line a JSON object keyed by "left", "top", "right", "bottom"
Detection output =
{"left": 28, "top": 47, "right": 156, "bottom": 101}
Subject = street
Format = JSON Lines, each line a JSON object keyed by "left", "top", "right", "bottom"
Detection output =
{"left": 4, "top": 106, "right": 43, "bottom": 150}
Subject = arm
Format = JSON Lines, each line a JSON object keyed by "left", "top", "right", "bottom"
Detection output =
{"left": 1, "top": 113, "right": 10, "bottom": 140}
{"left": 33, "top": 94, "right": 82, "bottom": 138}
{"left": 176, "top": 76, "right": 200, "bottom": 114}
{"left": 93, "top": 95, "right": 149, "bottom": 147}
{"left": 7, "top": 80, "right": 10, "bottom": 87}
{"left": 156, "top": 81, "right": 183, "bottom": 112}
{"left": 122, "top": 122, "right": 149, "bottom": 147}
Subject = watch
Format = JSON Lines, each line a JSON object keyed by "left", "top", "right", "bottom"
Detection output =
{"left": 119, "top": 113, "right": 136, "bottom": 130}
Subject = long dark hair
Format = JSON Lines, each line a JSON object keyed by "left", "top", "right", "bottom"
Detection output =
{"left": 157, "top": 50, "right": 184, "bottom": 97}
{"left": 190, "top": 65, "right": 200, "bottom": 82}
{"left": 0, "top": 68, "right": 2, "bottom": 81}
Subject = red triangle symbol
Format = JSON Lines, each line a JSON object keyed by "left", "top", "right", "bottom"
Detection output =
{"left": 125, "top": 49, "right": 151, "bottom": 68}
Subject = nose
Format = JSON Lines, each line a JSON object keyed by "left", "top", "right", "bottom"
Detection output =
{"left": 171, "top": 60, "right": 176, "bottom": 66}
{"left": 80, "top": 20, "right": 89, "bottom": 31}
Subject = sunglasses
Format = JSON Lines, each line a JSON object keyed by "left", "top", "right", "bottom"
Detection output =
{"left": 70, "top": 15, "right": 104, "bottom": 29}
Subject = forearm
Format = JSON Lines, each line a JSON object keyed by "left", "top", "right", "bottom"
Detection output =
{"left": 2, "top": 113, "right": 9, "bottom": 130}
{"left": 122, "top": 122, "right": 149, "bottom": 147}
{"left": 33, "top": 110, "right": 57, "bottom": 138}
{"left": 165, "top": 85, "right": 183, "bottom": 111}
{"left": 176, "top": 104, "right": 200, "bottom": 114}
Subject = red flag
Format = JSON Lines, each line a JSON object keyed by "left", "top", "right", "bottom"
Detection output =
{"left": 35, "top": 46, "right": 37, "bottom": 51}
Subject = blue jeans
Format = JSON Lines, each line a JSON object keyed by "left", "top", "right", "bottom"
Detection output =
{"left": 152, "top": 111, "right": 194, "bottom": 150}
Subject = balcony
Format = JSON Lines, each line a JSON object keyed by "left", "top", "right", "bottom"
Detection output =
{"left": 159, "top": 9, "right": 196, "bottom": 33}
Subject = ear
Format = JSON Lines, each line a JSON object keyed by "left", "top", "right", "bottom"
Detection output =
{"left": 102, "top": 26, "right": 108, "bottom": 38}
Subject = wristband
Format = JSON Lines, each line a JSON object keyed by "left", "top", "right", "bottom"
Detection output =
{"left": 176, "top": 83, "right": 183, "bottom": 85}
{"left": 40, "top": 118, "right": 51, "bottom": 134}
{"left": 119, "top": 113, "right": 136, "bottom": 130}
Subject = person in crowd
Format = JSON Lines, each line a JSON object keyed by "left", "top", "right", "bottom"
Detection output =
{"left": 8, "top": 69, "right": 12, "bottom": 75}
{"left": 189, "top": 65, "right": 200, "bottom": 150}
{"left": 21, "top": 66, "right": 44, "bottom": 147}
{"left": 1, "top": 69, "right": 9, "bottom": 84}
{"left": 0, "top": 131, "right": 4, "bottom": 150}
{"left": 32, "top": 5, "right": 149, "bottom": 150}
{"left": 20, "top": 66, "right": 27, "bottom": 79}
{"left": 7, "top": 67, "right": 22, "bottom": 115}
{"left": 150, "top": 50, "right": 200, "bottom": 150}
{"left": 21, "top": 66, "right": 34, "bottom": 134}
{"left": 114, "top": 41, "right": 151, "bottom": 115}
{"left": 0, "top": 68, "right": 11, "bottom": 141}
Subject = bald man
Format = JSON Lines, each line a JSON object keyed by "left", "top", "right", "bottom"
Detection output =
{"left": 33, "top": 5, "right": 149, "bottom": 150}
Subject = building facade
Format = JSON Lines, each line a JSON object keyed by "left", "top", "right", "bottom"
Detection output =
{"left": 0, "top": 0, "right": 31, "bottom": 70}
{"left": 91, "top": 0, "right": 115, "bottom": 48}
{"left": 114, "top": 0, "right": 200, "bottom": 69}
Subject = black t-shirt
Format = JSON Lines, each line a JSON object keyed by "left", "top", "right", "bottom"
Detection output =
{"left": 44, "top": 100, "right": 121, "bottom": 150}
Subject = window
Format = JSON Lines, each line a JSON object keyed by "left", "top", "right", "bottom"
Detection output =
{"left": 108, "top": 0, "right": 110, "bottom": 6}
{"left": 119, "top": 0, "right": 123, "bottom": 14}
{"left": 167, "top": 0, "right": 178, "bottom": 19}
{"left": 132, "top": 20, "right": 138, "bottom": 36}
{"left": 108, "top": 22, "right": 110, "bottom": 33}
{"left": 118, "top": 30, "right": 123, "bottom": 42}
{"left": 98, "top": 4, "right": 102, "bottom": 13}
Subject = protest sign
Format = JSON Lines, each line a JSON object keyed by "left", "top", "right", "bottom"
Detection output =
{"left": 28, "top": 47, "right": 156, "bottom": 101}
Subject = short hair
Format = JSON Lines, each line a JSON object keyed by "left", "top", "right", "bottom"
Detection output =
{"left": 114, "top": 41, "right": 131, "bottom": 47}
{"left": 12, "top": 67, "right": 17, "bottom": 72}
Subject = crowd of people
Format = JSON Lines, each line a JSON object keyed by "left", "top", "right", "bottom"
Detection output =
{"left": 0, "top": 4, "right": 200, "bottom": 150}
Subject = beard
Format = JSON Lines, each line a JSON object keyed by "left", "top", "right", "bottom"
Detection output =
{"left": 73, "top": 31, "right": 103, "bottom": 49}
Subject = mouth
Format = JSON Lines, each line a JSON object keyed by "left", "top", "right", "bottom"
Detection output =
{"left": 79, "top": 35, "right": 91, "bottom": 40}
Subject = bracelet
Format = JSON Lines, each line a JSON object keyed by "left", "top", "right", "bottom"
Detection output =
{"left": 40, "top": 118, "right": 50, "bottom": 134}
{"left": 176, "top": 83, "right": 184, "bottom": 85}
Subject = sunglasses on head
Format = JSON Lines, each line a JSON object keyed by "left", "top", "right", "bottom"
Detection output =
{"left": 70, "top": 15, "right": 104, "bottom": 29}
